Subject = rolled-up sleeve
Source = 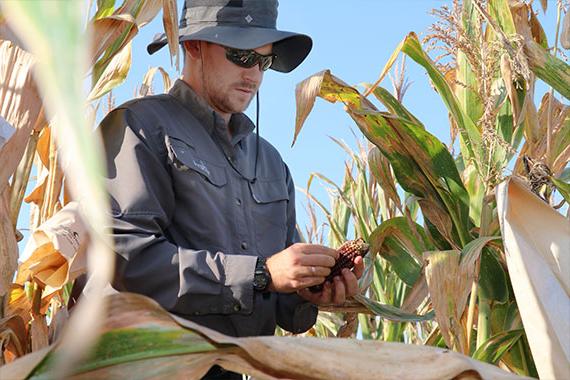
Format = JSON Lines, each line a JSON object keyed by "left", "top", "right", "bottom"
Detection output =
{"left": 100, "top": 107, "right": 257, "bottom": 315}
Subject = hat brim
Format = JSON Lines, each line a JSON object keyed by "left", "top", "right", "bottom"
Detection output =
{"left": 147, "top": 26, "right": 312, "bottom": 73}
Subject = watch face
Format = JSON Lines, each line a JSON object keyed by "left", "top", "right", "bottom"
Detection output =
{"left": 254, "top": 257, "right": 271, "bottom": 291}
{"left": 254, "top": 272, "right": 268, "bottom": 290}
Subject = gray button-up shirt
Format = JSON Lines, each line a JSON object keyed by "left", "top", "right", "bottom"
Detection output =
{"left": 99, "top": 79, "right": 317, "bottom": 336}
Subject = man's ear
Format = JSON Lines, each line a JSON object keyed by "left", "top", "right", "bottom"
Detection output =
{"left": 183, "top": 40, "right": 201, "bottom": 59}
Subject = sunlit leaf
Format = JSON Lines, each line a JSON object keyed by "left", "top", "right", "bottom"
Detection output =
{"left": 0, "top": 40, "right": 44, "bottom": 192}
{"left": 424, "top": 250, "right": 472, "bottom": 354}
{"left": 93, "top": 0, "right": 116, "bottom": 20}
{"left": 16, "top": 202, "right": 87, "bottom": 298}
{"left": 525, "top": 38, "right": 570, "bottom": 99}
{"left": 369, "top": 217, "right": 432, "bottom": 286}
{"left": 496, "top": 177, "right": 570, "bottom": 379}
{"left": 138, "top": 66, "right": 172, "bottom": 97}
{"left": 399, "top": 33, "right": 482, "bottom": 171}
{"left": 352, "top": 294, "right": 434, "bottom": 322}
{"left": 370, "top": 86, "right": 423, "bottom": 127}
{"left": 1, "top": 0, "right": 114, "bottom": 374}
{"left": 2, "top": 293, "right": 523, "bottom": 380}
{"left": 162, "top": 0, "right": 179, "bottom": 71}
{"left": 295, "top": 70, "right": 472, "bottom": 247}
{"left": 88, "top": 41, "right": 132, "bottom": 101}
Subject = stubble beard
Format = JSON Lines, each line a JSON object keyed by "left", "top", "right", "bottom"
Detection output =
{"left": 204, "top": 72, "right": 256, "bottom": 115}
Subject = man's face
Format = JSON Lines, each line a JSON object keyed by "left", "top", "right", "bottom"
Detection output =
{"left": 200, "top": 42, "right": 272, "bottom": 115}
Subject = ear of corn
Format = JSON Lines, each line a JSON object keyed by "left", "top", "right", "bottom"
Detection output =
{"left": 309, "top": 238, "right": 369, "bottom": 293}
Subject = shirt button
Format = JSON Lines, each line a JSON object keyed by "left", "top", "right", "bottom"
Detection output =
{"left": 236, "top": 198, "right": 242, "bottom": 206}
{"left": 241, "top": 241, "right": 248, "bottom": 250}
{"left": 233, "top": 304, "right": 241, "bottom": 312}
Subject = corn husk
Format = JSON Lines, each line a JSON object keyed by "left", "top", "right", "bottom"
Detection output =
{"left": 496, "top": 177, "right": 570, "bottom": 379}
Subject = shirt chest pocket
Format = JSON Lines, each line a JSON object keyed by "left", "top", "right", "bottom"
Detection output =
{"left": 167, "top": 137, "right": 227, "bottom": 187}
{"left": 248, "top": 179, "right": 289, "bottom": 254}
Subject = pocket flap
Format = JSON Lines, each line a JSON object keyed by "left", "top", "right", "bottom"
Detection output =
{"left": 249, "top": 179, "right": 289, "bottom": 203}
{"left": 167, "top": 137, "right": 227, "bottom": 187}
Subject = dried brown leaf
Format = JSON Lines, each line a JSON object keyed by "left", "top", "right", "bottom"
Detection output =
{"left": 138, "top": 66, "right": 172, "bottom": 97}
{"left": 88, "top": 13, "right": 137, "bottom": 66}
{"left": 0, "top": 40, "right": 44, "bottom": 192}
{"left": 368, "top": 146, "right": 401, "bottom": 211}
{"left": 0, "top": 345, "right": 52, "bottom": 380}
{"left": 30, "top": 314, "right": 48, "bottom": 352}
{"left": 0, "top": 188, "right": 18, "bottom": 296}
{"left": 0, "top": 314, "right": 27, "bottom": 361}
{"left": 561, "top": 8, "right": 570, "bottom": 50}
{"left": 424, "top": 250, "right": 473, "bottom": 354}
{"left": 16, "top": 202, "right": 87, "bottom": 297}
{"left": 162, "top": 0, "right": 179, "bottom": 70}
{"left": 88, "top": 41, "right": 132, "bottom": 101}
{"left": 496, "top": 177, "right": 570, "bottom": 379}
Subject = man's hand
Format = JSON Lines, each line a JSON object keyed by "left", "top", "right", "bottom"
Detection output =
{"left": 266, "top": 243, "right": 338, "bottom": 293}
{"left": 297, "top": 256, "right": 364, "bottom": 305}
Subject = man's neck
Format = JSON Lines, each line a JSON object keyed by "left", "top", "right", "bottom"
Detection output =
{"left": 181, "top": 77, "right": 231, "bottom": 126}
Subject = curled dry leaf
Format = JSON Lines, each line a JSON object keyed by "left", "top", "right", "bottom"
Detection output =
{"left": 138, "top": 66, "right": 172, "bottom": 97}
{"left": 496, "top": 177, "right": 570, "bottom": 380}
{"left": 0, "top": 314, "right": 27, "bottom": 362}
{"left": 16, "top": 202, "right": 87, "bottom": 299}
{"left": 162, "top": 0, "right": 179, "bottom": 70}
{"left": 0, "top": 40, "right": 44, "bottom": 192}
{"left": 88, "top": 41, "right": 132, "bottom": 101}
{"left": 88, "top": 13, "right": 137, "bottom": 67}
{"left": 0, "top": 188, "right": 18, "bottom": 296}
{"left": 2, "top": 292, "right": 529, "bottom": 380}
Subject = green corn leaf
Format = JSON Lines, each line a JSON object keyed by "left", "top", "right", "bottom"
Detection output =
{"left": 399, "top": 33, "right": 482, "bottom": 172}
{"left": 295, "top": 70, "right": 472, "bottom": 247}
{"left": 458, "top": 0, "right": 484, "bottom": 125}
{"left": 479, "top": 248, "right": 509, "bottom": 302}
{"left": 30, "top": 328, "right": 216, "bottom": 379}
{"left": 353, "top": 294, "right": 434, "bottom": 322}
{"left": 370, "top": 86, "right": 424, "bottom": 128}
{"left": 525, "top": 39, "right": 570, "bottom": 99}
{"left": 94, "top": 0, "right": 116, "bottom": 20}
{"left": 488, "top": 0, "right": 516, "bottom": 35}
{"left": 369, "top": 217, "right": 433, "bottom": 286}
{"left": 490, "top": 301, "right": 522, "bottom": 335}
{"left": 459, "top": 236, "right": 507, "bottom": 303}
{"left": 472, "top": 329, "right": 524, "bottom": 364}
{"left": 551, "top": 177, "right": 570, "bottom": 203}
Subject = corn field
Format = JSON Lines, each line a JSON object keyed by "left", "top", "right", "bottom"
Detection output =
{"left": 0, "top": 0, "right": 569, "bottom": 379}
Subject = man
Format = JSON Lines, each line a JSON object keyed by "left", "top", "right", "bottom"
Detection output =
{"left": 100, "top": 1, "right": 363, "bottom": 376}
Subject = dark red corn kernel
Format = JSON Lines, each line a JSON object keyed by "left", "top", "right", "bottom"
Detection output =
{"left": 309, "top": 238, "right": 369, "bottom": 293}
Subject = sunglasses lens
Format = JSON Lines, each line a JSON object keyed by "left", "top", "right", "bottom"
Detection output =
{"left": 260, "top": 56, "right": 274, "bottom": 71}
{"left": 226, "top": 48, "right": 274, "bottom": 71}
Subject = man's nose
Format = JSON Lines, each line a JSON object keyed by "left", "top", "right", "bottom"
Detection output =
{"left": 242, "top": 65, "right": 263, "bottom": 83}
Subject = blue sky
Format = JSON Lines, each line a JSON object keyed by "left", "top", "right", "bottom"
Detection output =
{"left": 16, "top": 0, "right": 560, "bottom": 253}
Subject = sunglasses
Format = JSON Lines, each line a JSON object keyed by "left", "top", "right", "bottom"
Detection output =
{"left": 224, "top": 47, "right": 276, "bottom": 71}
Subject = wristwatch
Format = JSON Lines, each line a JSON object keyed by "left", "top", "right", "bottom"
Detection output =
{"left": 253, "top": 257, "right": 271, "bottom": 292}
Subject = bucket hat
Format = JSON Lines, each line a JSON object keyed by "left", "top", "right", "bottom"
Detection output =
{"left": 147, "top": 0, "right": 312, "bottom": 73}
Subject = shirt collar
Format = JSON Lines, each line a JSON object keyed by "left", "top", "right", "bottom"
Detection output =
{"left": 168, "top": 79, "right": 255, "bottom": 148}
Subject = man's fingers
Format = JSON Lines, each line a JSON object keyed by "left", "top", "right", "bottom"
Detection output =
{"left": 332, "top": 276, "right": 346, "bottom": 304}
{"left": 301, "top": 265, "right": 330, "bottom": 278}
{"left": 296, "top": 276, "right": 326, "bottom": 289}
{"left": 295, "top": 243, "right": 339, "bottom": 259}
{"left": 342, "top": 268, "right": 359, "bottom": 297}
{"left": 301, "top": 254, "right": 336, "bottom": 268}
{"left": 352, "top": 256, "right": 364, "bottom": 279}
